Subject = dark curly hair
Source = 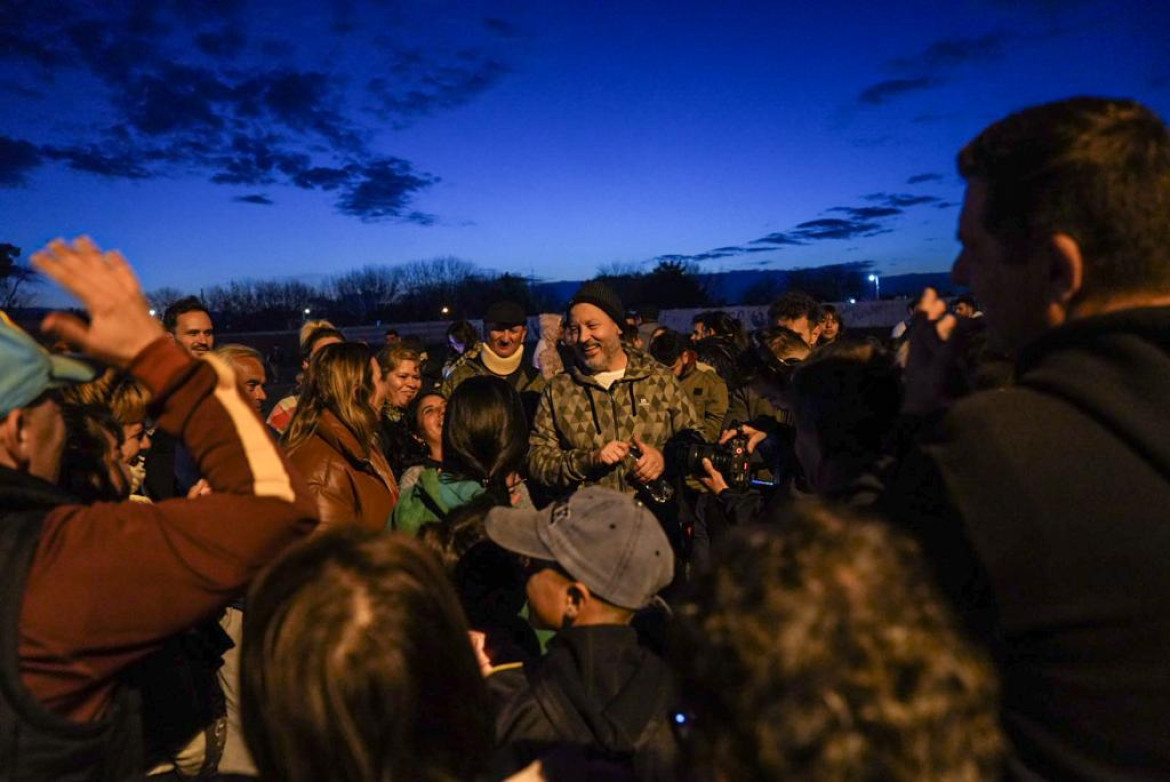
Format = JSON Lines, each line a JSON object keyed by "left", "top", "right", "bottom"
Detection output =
{"left": 671, "top": 502, "right": 1003, "bottom": 781}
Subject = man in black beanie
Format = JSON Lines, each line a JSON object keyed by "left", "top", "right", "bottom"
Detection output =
{"left": 528, "top": 280, "right": 699, "bottom": 496}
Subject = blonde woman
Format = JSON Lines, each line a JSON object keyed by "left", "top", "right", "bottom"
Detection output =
{"left": 376, "top": 342, "right": 423, "bottom": 475}
{"left": 284, "top": 342, "right": 398, "bottom": 532}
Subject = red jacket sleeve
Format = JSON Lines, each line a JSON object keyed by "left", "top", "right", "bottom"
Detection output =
{"left": 19, "top": 338, "right": 318, "bottom": 721}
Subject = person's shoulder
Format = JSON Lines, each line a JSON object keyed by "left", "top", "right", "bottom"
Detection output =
{"left": 546, "top": 368, "right": 583, "bottom": 393}
{"left": 286, "top": 431, "right": 343, "bottom": 477}
{"left": 488, "top": 663, "right": 544, "bottom": 734}
{"left": 941, "top": 385, "right": 1049, "bottom": 437}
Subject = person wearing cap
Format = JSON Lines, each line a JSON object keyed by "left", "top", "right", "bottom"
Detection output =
{"left": 483, "top": 486, "right": 680, "bottom": 780}
{"left": 648, "top": 329, "right": 728, "bottom": 443}
{"left": 528, "top": 280, "right": 700, "bottom": 497}
{"left": 0, "top": 237, "right": 316, "bottom": 780}
{"left": 441, "top": 300, "right": 545, "bottom": 409}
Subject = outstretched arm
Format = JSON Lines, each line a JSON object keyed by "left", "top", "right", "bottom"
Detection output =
{"left": 21, "top": 237, "right": 318, "bottom": 721}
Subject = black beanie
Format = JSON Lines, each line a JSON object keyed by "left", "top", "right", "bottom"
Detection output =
{"left": 568, "top": 280, "right": 625, "bottom": 328}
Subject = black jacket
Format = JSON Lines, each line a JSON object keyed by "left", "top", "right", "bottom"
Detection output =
{"left": 885, "top": 307, "right": 1170, "bottom": 781}
{"left": 488, "top": 625, "right": 679, "bottom": 781}
{"left": 0, "top": 469, "right": 143, "bottom": 782}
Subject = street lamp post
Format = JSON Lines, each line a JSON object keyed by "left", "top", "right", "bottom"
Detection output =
{"left": 868, "top": 273, "right": 880, "bottom": 300}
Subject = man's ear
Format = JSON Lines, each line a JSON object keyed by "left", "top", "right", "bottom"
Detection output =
{"left": 563, "top": 582, "right": 591, "bottom": 626}
{"left": 1047, "top": 233, "right": 1085, "bottom": 321}
{"left": 0, "top": 409, "right": 26, "bottom": 469}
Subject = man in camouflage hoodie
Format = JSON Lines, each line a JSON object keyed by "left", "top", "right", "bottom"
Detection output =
{"left": 528, "top": 281, "right": 700, "bottom": 495}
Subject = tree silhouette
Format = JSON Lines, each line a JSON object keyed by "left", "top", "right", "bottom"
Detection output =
{"left": 0, "top": 243, "right": 38, "bottom": 309}
{"left": 638, "top": 259, "right": 710, "bottom": 309}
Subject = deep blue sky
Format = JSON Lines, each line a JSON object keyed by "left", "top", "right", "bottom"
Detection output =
{"left": 2, "top": 0, "right": 1168, "bottom": 302}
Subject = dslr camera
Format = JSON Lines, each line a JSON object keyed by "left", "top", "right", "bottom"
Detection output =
{"left": 668, "top": 429, "right": 752, "bottom": 490}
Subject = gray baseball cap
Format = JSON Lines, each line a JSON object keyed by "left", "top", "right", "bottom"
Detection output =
{"left": 485, "top": 486, "right": 675, "bottom": 610}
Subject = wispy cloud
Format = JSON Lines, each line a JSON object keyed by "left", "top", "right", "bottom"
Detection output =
{"left": 858, "top": 31, "right": 1011, "bottom": 107}
{"left": 828, "top": 205, "right": 903, "bottom": 219}
{"left": 234, "top": 193, "right": 274, "bottom": 205}
{"left": 0, "top": 136, "right": 43, "bottom": 186}
{"left": 751, "top": 233, "right": 806, "bottom": 246}
{"left": 653, "top": 185, "right": 945, "bottom": 265}
{"left": 792, "top": 218, "right": 889, "bottom": 240}
{"left": 887, "top": 32, "right": 1009, "bottom": 72}
{"left": 857, "top": 77, "right": 938, "bottom": 106}
{"left": 864, "top": 192, "right": 941, "bottom": 207}
{"left": 0, "top": 1, "right": 514, "bottom": 222}
{"left": 907, "top": 172, "right": 944, "bottom": 184}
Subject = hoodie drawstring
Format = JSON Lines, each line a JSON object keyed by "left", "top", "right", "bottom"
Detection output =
{"left": 585, "top": 385, "right": 602, "bottom": 435}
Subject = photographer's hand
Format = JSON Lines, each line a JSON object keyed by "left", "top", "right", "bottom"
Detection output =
{"left": 699, "top": 457, "right": 729, "bottom": 495}
{"left": 719, "top": 424, "right": 767, "bottom": 454}
{"left": 631, "top": 436, "right": 665, "bottom": 482}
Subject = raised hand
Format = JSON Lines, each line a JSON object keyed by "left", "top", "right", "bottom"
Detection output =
{"left": 31, "top": 236, "right": 165, "bottom": 369}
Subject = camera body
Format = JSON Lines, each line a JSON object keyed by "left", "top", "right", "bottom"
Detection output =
{"left": 675, "top": 432, "right": 752, "bottom": 490}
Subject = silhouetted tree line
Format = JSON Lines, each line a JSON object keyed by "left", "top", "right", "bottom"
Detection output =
{"left": 2, "top": 237, "right": 876, "bottom": 332}
{"left": 144, "top": 257, "right": 565, "bottom": 332}
{"left": 181, "top": 261, "right": 869, "bottom": 333}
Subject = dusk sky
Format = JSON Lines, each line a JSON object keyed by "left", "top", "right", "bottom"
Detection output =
{"left": 2, "top": 0, "right": 1168, "bottom": 303}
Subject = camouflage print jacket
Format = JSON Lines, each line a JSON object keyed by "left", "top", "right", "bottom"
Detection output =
{"left": 440, "top": 344, "right": 546, "bottom": 399}
{"left": 528, "top": 348, "right": 701, "bottom": 494}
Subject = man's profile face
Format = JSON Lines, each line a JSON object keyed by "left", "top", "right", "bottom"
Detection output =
{"left": 488, "top": 324, "right": 526, "bottom": 359}
{"left": 690, "top": 322, "right": 710, "bottom": 343}
{"left": 568, "top": 303, "right": 624, "bottom": 373}
{"left": 778, "top": 315, "right": 813, "bottom": 345}
{"left": 18, "top": 396, "right": 66, "bottom": 483}
{"left": 173, "top": 311, "right": 215, "bottom": 356}
{"left": 952, "top": 179, "right": 1050, "bottom": 354}
{"left": 233, "top": 356, "right": 268, "bottom": 414}
{"left": 955, "top": 301, "right": 976, "bottom": 318}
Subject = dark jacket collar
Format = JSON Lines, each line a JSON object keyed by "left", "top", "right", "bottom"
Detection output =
{"left": 538, "top": 624, "right": 673, "bottom": 754}
{"left": 0, "top": 465, "right": 76, "bottom": 512}
{"left": 1016, "top": 305, "right": 1170, "bottom": 376}
{"left": 1015, "top": 305, "right": 1170, "bottom": 481}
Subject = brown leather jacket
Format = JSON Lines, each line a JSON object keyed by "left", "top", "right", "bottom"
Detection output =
{"left": 286, "top": 410, "right": 399, "bottom": 532}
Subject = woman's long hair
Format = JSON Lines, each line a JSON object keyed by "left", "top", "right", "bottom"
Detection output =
{"left": 284, "top": 342, "right": 380, "bottom": 454}
{"left": 441, "top": 375, "right": 527, "bottom": 500}
{"left": 241, "top": 530, "right": 492, "bottom": 782}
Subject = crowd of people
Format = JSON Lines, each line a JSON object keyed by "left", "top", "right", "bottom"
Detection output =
{"left": 1, "top": 94, "right": 1168, "bottom": 781}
